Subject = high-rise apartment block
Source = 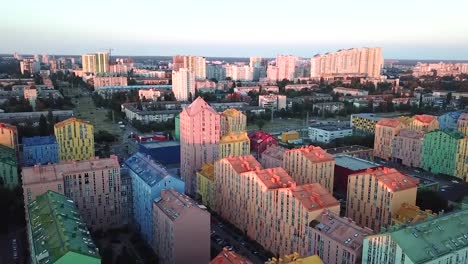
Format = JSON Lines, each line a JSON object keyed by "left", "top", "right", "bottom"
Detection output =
{"left": 267, "top": 65, "right": 279, "bottom": 81}
{"left": 172, "top": 55, "right": 206, "bottom": 80}
{"left": 409, "top": 114, "right": 439, "bottom": 132}
{"left": 392, "top": 129, "right": 424, "bottom": 168}
{"left": 438, "top": 111, "right": 463, "bottom": 130}
{"left": 54, "top": 118, "right": 94, "bottom": 161}
{"left": 172, "top": 68, "right": 195, "bottom": 101}
{"left": 22, "top": 155, "right": 122, "bottom": 230}
{"left": 225, "top": 64, "right": 253, "bottom": 81}
{"left": 249, "top": 57, "right": 263, "bottom": 68}
{"left": 206, "top": 64, "right": 226, "bottom": 81}
{"left": 20, "top": 58, "right": 40, "bottom": 75}
{"left": 363, "top": 208, "right": 468, "bottom": 264}
{"left": 0, "top": 145, "right": 18, "bottom": 189}
{"left": 310, "top": 47, "right": 383, "bottom": 79}
{"left": 283, "top": 146, "right": 335, "bottom": 193}
{"left": 27, "top": 191, "right": 100, "bottom": 264}
{"left": 153, "top": 189, "right": 210, "bottom": 264}
{"left": 82, "top": 52, "right": 109, "bottom": 74}
{"left": 373, "top": 118, "right": 405, "bottom": 160}
{"left": 260, "top": 145, "right": 286, "bottom": 169}
{"left": 0, "top": 122, "right": 18, "bottom": 151}
{"left": 458, "top": 113, "right": 468, "bottom": 135}
{"left": 276, "top": 55, "right": 298, "bottom": 81}
{"left": 219, "top": 132, "right": 250, "bottom": 159}
{"left": 180, "top": 97, "right": 220, "bottom": 195}
{"left": 124, "top": 152, "right": 185, "bottom": 247}
{"left": 307, "top": 211, "right": 372, "bottom": 264}
{"left": 346, "top": 167, "right": 418, "bottom": 232}
{"left": 22, "top": 136, "right": 58, "bottom": 166}
{"left": 196, "top": 163, "right": 215, "bottom": 209}
{"left": 220, "top": 108, "right": 247, "bottom": 136}
{"left": 422, "top": 130, "right": 467, "bottom": 181}
{"left": 24, "top": 85, "right": 37, "bottom": 109}
{"left": 214, "top": 155, "right": 340, "bottom": 256}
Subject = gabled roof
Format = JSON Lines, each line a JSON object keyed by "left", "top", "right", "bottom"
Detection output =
{"left": 210, "top": 248, "right": 252, "bottom": 264}
{"left": 376, "top": 118, "right": 403, "bottom": 128}
{"left": 413, "top": 114, "right": 437, "bottom": 124}
{"left": 286, "top": 146, "right": 335, "bottom": 163}
{"left": 350, "top": 167, "right": 419, "bottom": 192}
{"left": 183, "top": 97, "right": 218, "bottom": 116}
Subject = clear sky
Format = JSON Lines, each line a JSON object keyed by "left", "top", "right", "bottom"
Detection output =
{"left": 2, "top": 0, "right": 468, "bottom": 59}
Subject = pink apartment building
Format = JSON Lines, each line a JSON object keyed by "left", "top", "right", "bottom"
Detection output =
{"left": 214, "top": 155, "right": 340, "bottom": 256}
{"left": 283, "top": 146, "right": 335, "bottom": 193}
{"left": 260, "top": 145, "right": 286, "bottom": 168}
{"left": 22, "top": 155, "right": 122, "bottom": 230}
{"left": 308, "top": 210, "right": 373, "bottom": 264}
{"left": 153, "top": 189, "right": 210, "bottom": 264}
{"left": 409, "top": 114, "right": 439, "bottom": 132}
{"left": 374, "top": 118, "right": 405, "bottom": 160}
{"left": 180, "top": 97, "right": 220, "bottom": 196}
{"left": 392, "top": 128, "right": 425, "bottom": 168}
{"left": 458, "top": 113, "right": 468, "bottom": 135}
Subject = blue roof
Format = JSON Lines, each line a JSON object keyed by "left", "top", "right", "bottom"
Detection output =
{"left": 22, "top": 136, "right": 57, "bottom": 146}
{"left": 439, "top": 111, "right": 462, "bottom": 120}
{"left": 124, "top": 152, "right": 171, "bottom": 187}
{"left": 96, "top": 85, "right": 172, "bottom": 90}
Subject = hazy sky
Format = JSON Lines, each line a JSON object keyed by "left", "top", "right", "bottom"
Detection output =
{"left": 2, "top": 0, "right": 468, "bottom": 59}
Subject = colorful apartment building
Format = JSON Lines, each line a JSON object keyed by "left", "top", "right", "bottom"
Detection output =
{"left": 180, "top": 97, "right": 220, "bottom": 195}
{"left": 22, "top": 135, "right": 58, "bottom": 166}
{"left": 174, "top": 114, "right": 180, "bottom": 140}
{"left": 422, "top": 130, "right": 467, "bottom": 180}
{"left": 124, "top": 152, "right": 185, "bottom": 247}
{"left": 265, "top": 253, "right": 323, "bottom": 264}
{"left": 153, "top": 189, "right": 210, "bottom": 264}
{"left": 0, "top": 122, "right": 18, "bottom": 151}
{"left": 392, "top": 128, "right": 425, "bottom": 168}
{"left": 391, "top": 202, "right": 435, "bottom": 225}
{"left": 0, "top": 144, "right": 18, "bottom": 189}
{"left": 333, "top": 155, "right": 381, "bottom": 195}
{"left": 438, "top": 111, "right": 462, "bottom": 130}
{"left": 260, "top": 145, "right": 286, "bottom": 168}
{"left": 307, "top": 210, "right": 373, "bottom": 264}
{"left": 249, "top": 131, "right": 278, "bottom": 158}
{"left": 346, "top": 167, "right": 418, "bottom": 232}
{"left": 458, "top": 113, "right": 468, "bottom": 135}
{"left": 362, "top": 208, "right": 468, "bottom": 264}
{"left": 220, "top": 108, "right": 247, "bottom": 136}
{"left": 350, "top": 114, "right": 381, "bottom": 135}
{"left": 214, "top": 155, "right": 340, "bottom": 256}
{"left": 22, "top": 155, "right": 122, "bottom": 230}
{"left": 211, "top": 248, "right": 252, "bottom": 264}
{"left": 196, "top": 163, "right": 215, "bottom": 209}
{"left": 219, "top": 132, "right": 250, "bottom": 159}
{"left": 27, "top": 191, "right": 100, "bottom": 264}
{"left": 374, "top": 118, "right": 405, "bottom": 160}
{"left": 283, "top": 146, "right": 335, "bottom": 193}
{"left": 54, "top": 117, "right": 94, "bottom": 161}
{"left": 409, "top": 114, "right": 439, "bottom": 132}
{"left": 281, "top": 131, "right": 300, "bottom": 143}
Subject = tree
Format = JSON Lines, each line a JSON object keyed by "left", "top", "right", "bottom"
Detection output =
{"left": 256, "top": 119, "right": 266, "bottom": 130}
{"left": 39, "top": 114, "right": 48, "bottom": 136}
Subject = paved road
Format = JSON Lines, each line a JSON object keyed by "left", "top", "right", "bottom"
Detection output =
{"left": 210, "top": 216, "right": 272, "bottom": 264}
{"left": 0, "top": 227, "right": 26, "bottom": 264}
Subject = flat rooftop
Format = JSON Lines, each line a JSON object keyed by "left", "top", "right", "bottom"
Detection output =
{"left": 291, "top": 183, "right": 339, "bottom": 212}
{"left": 335, "top": 155, "right": 380, "bottom": 171}
{"left": 140, "top": 141, "right": 180, "bottom": 149}
{"left": 326, "top": 145, "right": 373, "bottom": 155}
{"left": 124, "top": 152, "right": 171, "bottom": 187}
{"left": 309, "top": 125, "right": 352, "bottom": 131}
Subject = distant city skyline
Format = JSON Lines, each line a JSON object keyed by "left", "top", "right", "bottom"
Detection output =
{"left": 2, "top": 0, "right": 468, "bottom": 60}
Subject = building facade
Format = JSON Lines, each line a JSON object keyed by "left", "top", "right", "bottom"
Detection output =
{"left": 124, "top": 152, "right": 185, "bottom": 247}
{"left": 350, "top": 114, "right": 381, "bottom": 135}
{"left": 409, "top": 114, "right": 439, "bottom": 132}
{"left": 283, "top": 146, "right": 335, "bottom": 193}
{"left": 54, "top": 118, "right": 94, "bottom": 161}
{"left": 259, "top": 94, "right": 287, "bottom": 110}
{"left": 0, "top": 145, "right": 18, "bottom": 189}
{"left": 374, "top": 118, "right": 405, "bottom": 160}
{"left": 22, "top": 155, "right": 123, "bottom": 230}
{"left": 22, "top": 136, "right": 58, "bottom": 166}
{"left": 438, "top": 111, "right": 462, "bottom": 130}
{"left": 333, "top": 155, "right": 381, "bottom": 196}
{"left": 392, "top": 129, "right": 424, "bottom": 168}
{"left": 458, "top": 113, "right": 468, "bottom": 135}
{"left": 276, "top": 55, "right": 298, "bottom": 81}
{"left": 152, "top": 189, "right": 210, "bottom": 264}
{"left": 172, "top": 68, "right": 195, "bottom": 101}
{"left": 346, "top": 167, "right": 418, "bottom": 232}
{"left": 180, "top": 97, "right": 220, "bottom": 195}
{"left": 260, "top": 145, "right": 286, "bottom": 169}
{"left": 93, "top": 76, "right": 127, "bottom": 87}
{"left": 220, "top": 108, "right": 247, "bottom": 136}
{"left": 27, "top": 191, "right": 100, "bottom": 264}
{"left": 219, "top": 132, "right": 250, "bottom": 159}
{"left": 172, "top": 55, "right": 206, "bottom": 80}
{"left": 308, "top": 126, "right": 353, "bottom": 144}
{"left": 82, "top": 52, "right": 109, "bottom": 74}
{"left": 196, "top": 163, "right": 215, "bottom": 209}
{"left": 0, "top": 122, "right": 18, "bottom": 151}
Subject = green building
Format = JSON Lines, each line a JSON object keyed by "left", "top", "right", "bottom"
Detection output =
{"left": 27, "top": 191, "right": 101, "bottom": 264}
{"left": 175, "top": 113, "right": 180, "bottom": 140}
{"left": 0, "top": 144, "right": 18, "bottom": 189}
{"left": 363, "top": 208, "right": 468, "bottom": 263}
{"left": 422, "top": 129, "right": 464, "bottom": 177}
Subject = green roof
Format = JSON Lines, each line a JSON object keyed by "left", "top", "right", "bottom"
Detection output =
{"left": 28, "top": 191, "right": 100, "bottom": 264}
{"left": 387, "top": 209, "right": 468, "bottom": 263}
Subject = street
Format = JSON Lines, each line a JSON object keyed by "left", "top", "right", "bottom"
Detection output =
{"left": 0, "top": 227, "right": 26, "bottom": 264}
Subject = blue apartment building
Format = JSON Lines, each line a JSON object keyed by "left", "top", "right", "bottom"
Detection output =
{"left": 124, "top": 152, "right": 185, "bottom": 247}
{"left": 22, "top": 136, "right": 58, "bottom": 166}
{"left": 438, "top": 111, "right": 463, "bottom": 130}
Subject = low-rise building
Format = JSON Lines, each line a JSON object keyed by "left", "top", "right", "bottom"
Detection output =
{"left": 219, "top": 132, "right": 250, "bottom": 159}
{"left": 333, "top": 87, "right": 369, "bottom": 96}
{"left": 392, "top": 129, "right": 424, "bottom": 168}
{"left": 307, "top": 210, "right": 372, "bottom": 264}
{"left": 22, "top": 136, "right": 58, "bottom": 166}
{"left": 259, "top": 94, "right": 287, "bottom": 110}
{"left": 260, "top": 145, "right": 286, "bottom": 168}
{"left": 249, "top": 131, "right": 278, "bottom": 158}
{"left": 308, "top": 125, "right": 353, "bottom": 143}
{"left": 93, "top": 76, "right": 128, "bottom": 87}
{"left": 139, "top": 88, "right": 162, "bottom": 101}
{"left": 281, "top": 131, "right": 300, "bottom": 143}
{"left": 0, "top": 145, "right": 18, "bottom": 189}
{"left": 285, "top": 84, "right": 318, "bottom": 91}
{"left": 325, "top": 145, "right": 374, "bottom": 161}
{"left": 27, "top": 191, "right": 100, "bottom": 264}
{"left": 312, "top": 102, "right": 344, "bottom": 114}
{"left": 346, "top": 167, "right": 419, "bottom": 232}
{"left": 391, "top": 203, "right": 435, "bottom": 225}
{"left": 363, "top": 208, "right": 468, "bottom": 264}
{"left": 124, "top": 152, "right": 185, "bottom": 247}
{"left": 283, "top": 146, "right": 335, "bottom": 192}
{"left": 121, "top": 102, "right": 179, "bottom": 124}
{"left": 153, "top": 189, "right": 210, "bottom": 264}
{"left": 196, "top": 163, "right": 215, "bottom": 209}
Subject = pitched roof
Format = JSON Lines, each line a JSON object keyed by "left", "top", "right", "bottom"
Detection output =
{"left": 184, "top": 97, "right": 218, "bottom": 116}
{"left": 54, "top": 117, "right": 91, "bottom": 128}
{"left": 210, "top": 248, "right": 252, "bottom": 264}
{"left": 350, "top": 167, "right": 419, "bottom": 192}
{"left": 286, "top": 146, "right": 335, "bottom": 163}
{"left": 376, "top": 118, "right": 403, "bottom": 128}
{"left": 414, "top": 114, "right": 437, "bottom": 124}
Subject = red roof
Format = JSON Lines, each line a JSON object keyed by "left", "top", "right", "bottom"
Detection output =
{"left": 286, "top": 145, "right": 335, "bottom": 163}
{"left": 376, "top": 118, "right": 402, "bottom": 128}
{"left": 291, "top": 183, "right": 340, "bottom": 212}
{"left": 350, "top": 167, "right": 419, "bottom": 192}
{"left": 210, "top": 248, "right": 252, "bottom": 264}
{"left": 414, "top": 114, "right": 436, "bottom": 124}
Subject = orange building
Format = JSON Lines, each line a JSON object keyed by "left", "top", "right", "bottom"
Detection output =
{"left": 214, "top": 155, "right": 340, "bottom": 256}
{"left": 210, "top": 248, "right": 252, "bottom": 264}
{"left": 346, "top": 167, "right": 418, "bottom": 232}
{"left": 283, "top": 146, "right": 335, "bottom": 193}
{"left": 374, "top": 118, "right": 405, "bottom": 160}
{"left": 409, "top": 114, "right": 439, "bottom": 132}
{"left": 0, "top": 123, "right": 18, "bottom": 151}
